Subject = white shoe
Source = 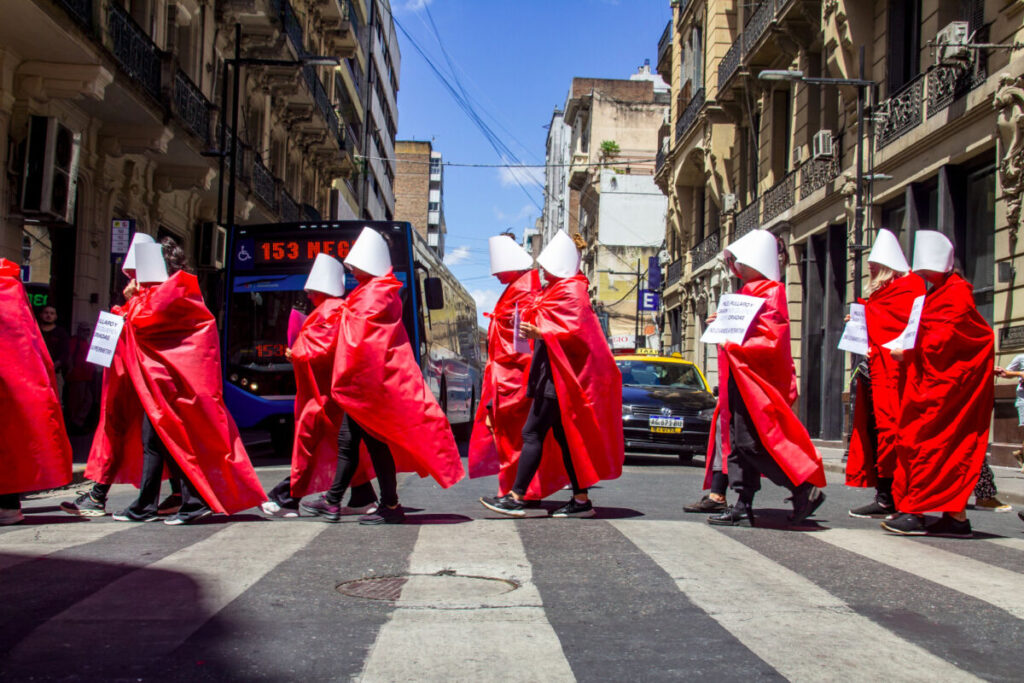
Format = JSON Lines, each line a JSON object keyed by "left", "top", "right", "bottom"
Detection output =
{"left": 0, "top": 508, "right": 24, "bottom": 526}
{"left": 261, "top": 501, "right": 299, "bottom": 518}
{"left": 338, "top": 502, "right": 378, "bottom": 516}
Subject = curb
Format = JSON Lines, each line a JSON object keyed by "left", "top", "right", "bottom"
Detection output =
{"left": 821, "top": 461, "right": 1024, "bottom": 507}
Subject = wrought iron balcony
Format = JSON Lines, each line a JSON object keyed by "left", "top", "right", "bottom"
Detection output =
{"left": 303, "top": 65, "right": 341, "bottom": 148}
{"left": 735, "top": 201, "right": 759, "bottom": 239}
{"left": 172, "top": 70, "right": 211, "bottom": 145}
{"left": 281, "top": 0, "right": 305, "bottom": 56}
{"left": 742, "top": 0, "right": 775, "bottom": 55}
{"left": 107, "top": 3, "right": 162, "bottom": 100}
{"left": 690, "top": 231, "right": 720, "bottom": 270}
{"left": 761, "top": 171, "right": 795, "bottom": 222}
{"left": 666, "top": 258, "right": 683, "bottom": 287}
{"left": 876, "top": 75, "right": 924, "bottom": 149}
{"left": 252, "top": 159, "right": 278, "bottom": 210}
{"left": 718, "top": 37, "right": 742, "bottom": 93}
{"left": 675, "top": 88, "right": 705, "bottom": 144}
{"left": 281, "top": 188, "right": 300, "bottom": 222}
{"left": 657, "top": 20, "right": 672, "bottom": 74}
{"left": 656, "top": 148, "right": 666, "bottom": 175}
{"left": 56, "top": 0, "right": 92, "bottom": 29}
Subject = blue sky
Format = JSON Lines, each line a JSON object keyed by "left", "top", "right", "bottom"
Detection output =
{"left": 390, "top": 0, "right": 670, "bottom": 325}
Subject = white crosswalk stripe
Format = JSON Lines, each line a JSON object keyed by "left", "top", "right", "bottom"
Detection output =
{"left": 358, "top": 521, "right": 576, "bottom": 682}
{"left": 610, "top": 520, "right": 980, "bottom": 682}
{"left": 0, "top": 522, "right": 127, "bottom": 571}
{"left": 984, "top": 535, "right": 1024, "bottom": 552}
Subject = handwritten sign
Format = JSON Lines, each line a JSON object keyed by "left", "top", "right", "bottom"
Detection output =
{"left": 700, "top": 294, "right": 765, "bottom": 345}
{"left": 838, "top": 304, "right": 869, "bottom": 355}
{"left": 86, "top": 311, "right": 125, "bottom": 367}
{"left": 512, "top": 304, "right": 531, "bottom": 354}
{"left": 883, "top": 295, "right": 926, "bottom": 351}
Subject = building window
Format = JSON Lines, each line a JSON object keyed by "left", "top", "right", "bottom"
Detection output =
{"left": 886, "top": 0, "right": 921, "bottom": 95}
{"left": 428, "top": 201, "right": 439, "bottom": 211}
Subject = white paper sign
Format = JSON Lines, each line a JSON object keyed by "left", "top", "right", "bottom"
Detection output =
{"left": 700, "top": 294, "right": 766, "bottom": 345}
{"left": 86, "top": 311, "right": 125, "bottom": 367}
{"left": 512, "top": 304, "right": 531, "bottom": 354}
{"left": 838, "top": 303, "right": 869, "bottom": 355}
{"left": 883, "top": 295, "right": 926, "bottom": 351}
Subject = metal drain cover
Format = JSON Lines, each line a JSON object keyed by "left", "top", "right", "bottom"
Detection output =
{"left": 337, "top": 573, "right": 518, "bottom": 607}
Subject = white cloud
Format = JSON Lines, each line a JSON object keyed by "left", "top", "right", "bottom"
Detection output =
{"left": 444, "top": 245, "right": 471, "bottom": 266}
{"left": 498, "top": 164, "right": 544, "bottom": 189}
{"left": 403, "top": 0, "right": 433, "bottom": 10}
{"left": 469, "top": 288, "right": 499, "bottom": 316}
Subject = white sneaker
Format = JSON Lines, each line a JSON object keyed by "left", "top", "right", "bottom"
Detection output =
{"left": 260, "top": 501, "right": 299, "bottom": 518}
{"left": 0, "top": 508, "right": 24, "bottom": 526}
{"left": 338, "top": 502, "right": 378, "bottom": 516}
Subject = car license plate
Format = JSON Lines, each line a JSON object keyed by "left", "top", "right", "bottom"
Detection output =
{"left": 649, "top": 416, "right": 684, "bottom": 432}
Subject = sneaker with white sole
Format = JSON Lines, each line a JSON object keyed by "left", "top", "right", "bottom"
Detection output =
{"left": 260, "top": 500, "right": 300, "bottom": 518}
{"left": 112, "top": 508, "right": 161, "bottom": 523}
{"left": 0, "top": 508, "right": 24, "bottom": 526}
{"left": 551, "top": 499, "right": 596, "bottom": 518}
{"left": 164, "top": 508, "right": 213, "bottom": 526}
{"left": 339, "top": 501, "right": 378, "bottom": 516}
{"left": 880, "top": 512, "right": 926, "bottom": 535}
{"left": 60, "top": 491, "right": 107, "bottom": 517}
{"left": 479, "top": 494, "right": 526, "bottom": 518}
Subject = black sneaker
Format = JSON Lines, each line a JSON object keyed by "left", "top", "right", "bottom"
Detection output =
{"left": 849, "top": 497, "right": 896, "bottom": 519}
{"left": 684, "top": 494, "right": 727, "bottom": 513}
{"left": 164, "top": 507, "right": 213, "bottom": 526}
{"left": 111, "top": 508, "right": 161, "bottom": 523}
{"left": 880, "top": 513, "right": 926, "bottom": 535}
{"left": 789, "top": 485, "right": 826, "bottom": 524}
{"left": 551, "top": 499, "right": 595, "bottom": 518}
{"left": 926, "top": 514, "right": 973, "bottom": 539}
{"left": 1019, "top": 510, "right": 1024, "bottom": 524}
{"left": 300, "top": 495, "right": 341, "bottom": 522}
{"left": 708, "top": 502, "right": 755, "bottom": 527}
{"left": 157, "top": 493, "right": 183, "bottom": 516}
{"left": 359, "top": 504, "right": 406, "bottom": 525}
{"left": 479, "top": 494, "right": 527, "bottom": 518}
{"left": 61, "top": 491, "right": 107, "bottom": 517}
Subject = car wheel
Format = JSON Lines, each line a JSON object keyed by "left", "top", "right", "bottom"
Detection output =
{"left": 677, "top": 452, "right": 694, "bottom": 466}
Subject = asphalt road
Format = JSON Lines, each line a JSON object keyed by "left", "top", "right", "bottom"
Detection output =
{"left": 2, "top": 446, "right": 1023, "bottom": 682}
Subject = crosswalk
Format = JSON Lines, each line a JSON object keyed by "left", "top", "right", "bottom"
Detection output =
{"left": 1, "top": 490, "right": 1022, "bottom": 681}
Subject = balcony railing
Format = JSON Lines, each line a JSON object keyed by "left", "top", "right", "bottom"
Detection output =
{"left": 666, "top": 258, "right": 683, "bottom": 286}
{"left": 108, "top": 3, "right": 162, "bottom": 100}
{"left": 281, "top": 0, "right": 305, "bottom": 56}
{"left": 252, "top": 159, "right": 278, "bottom": 210}
{"left": 735, "top": 201, "right": 759, "bottom": 239}
{"left": 656, "top": 148, "right": 666, "bottom": 175}
{"left": 876, "top": 75, "right": 924, "bottom": 149}
{"left": 761, "top": 171, "right": 795, "bottom": 222}
{"left": 304, "top": 65, "right": 341, "bottom": 148}
{"left": 57, "top": 0, "right": 92, "bottom": 29}
{"left": 675, "top": 88, "right": 705, "bottom": 144}
{"left": 690, "top": 231, "right": 720, "bottom": 270}
{"left": 742, "top": 0, "right": 775, "bottom": 54}
{"left": 172, "top": 70, "right": 211, "bottom": 144}
{"left": 281, "top": 189, "right": 300, "bottom": 222}
{"left": 800, "top": 135, "right": 841, "bottom": 200}
{"left": 719, "top": 37, "right": 742, "bottom": 93}
{"left": 658, "top": 20, "right": 672, "bottom": 68}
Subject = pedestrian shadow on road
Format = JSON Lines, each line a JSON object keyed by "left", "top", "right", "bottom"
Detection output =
{"left": 746, "top": 508, "right": 829, "bottom": 532}
{"left": 402, "top": 513, "right": 474, "bottom": 525}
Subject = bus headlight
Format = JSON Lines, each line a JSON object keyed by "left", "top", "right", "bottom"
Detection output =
{"left": 249, "top": 383, "right": 259, "bottom": 393}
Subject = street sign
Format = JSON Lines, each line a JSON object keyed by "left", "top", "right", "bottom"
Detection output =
{"left": 638, "top": 289, "right": 660, "bottom": 311}
{"left": 111, "top": 219, "right": 133, "bottom": 265}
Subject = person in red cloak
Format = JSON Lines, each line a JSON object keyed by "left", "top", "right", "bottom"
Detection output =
{"left": 468, "top": 234, "right": 567, "bottom": 500}
{"left": 260, "top": 253, "right": 378, "bottom": 518}
{"left": 882, "top": 231, "right": 993, "bottom": 538}
{"left": 300, "top": 227, "right": 464, "bottom": 524}
{"left": 846, "top": 229, "right": 925, "bottom": 518}
{"left": 479, "top": 230, "right": 624, "bottom": 518}
{"left": 0, "top": 258, "right": 73, "bottom": 525}
{"left": 97, "top": 239, "right": 265, "bottom": 525}
{"left": 704, "top": 229, "right": 826, "bottom": 527}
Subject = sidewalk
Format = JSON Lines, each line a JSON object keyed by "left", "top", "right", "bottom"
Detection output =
{"left": 817, "top": 445, "right": 1024, "bottom": 507}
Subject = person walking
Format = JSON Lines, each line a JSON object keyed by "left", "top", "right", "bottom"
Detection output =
{"left": 704, "top": 229, "right": 826, "bottom": 527}
{"left": 300, "top": 228, "right": 464, "bottom": 524}
{"left": 882, "top": 231, "right": 994, "bottom": 538}
{"left": 994, "top": 356, "right": 1024, "bottom": 472}
{"left": 479, "top": 230, "right": 624, "bottom": 518}
{"left": 0, "top": 258, "right": 73, "bottom": 525}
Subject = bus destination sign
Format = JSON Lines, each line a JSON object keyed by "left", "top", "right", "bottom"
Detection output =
{"left": 254, "top": 237, "right": 353, "bottom": 264}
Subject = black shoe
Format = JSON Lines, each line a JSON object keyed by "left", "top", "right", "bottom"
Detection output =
{"left": 359, "top": 504, "right": 405, "bottom": 525}
{"left": 848, "top": 497, "right": 895, "bottom": 519}
{"left": 61, "top": 491, "right": 106, "bottom": 517}
{"left": 300, "top": 495, "right": 341, "bottom": 522}
{"left": 925, "top": 514, "right": 973, "bottom": 539}
{"left": 479, "top": 494, "right": 527, "bottom": 518}
{"left": 1019, "top": 510, "right": 1024, "bottom": 524}
{"left": 164, "top": 507, "right": 213, "bottom": 526}
{"left": 551, "top": 499, "right": 595, "bottom": 518}
{"left": 881, "top": 512, "right": 926, "bottom": 535}
{"left": 684, "top": 494, "right": 727, "bottom": 513}
{"left": 112, "top": 508, "right": 161, "bottom": 523}
{"left": 789, "top": 485, "right": 826, "bottom": 524}
{"left": 707, "top": 503, "right": 755, "bottom": 527}
{"left": 157, "top": 493, "right": 183, "bottom": 516}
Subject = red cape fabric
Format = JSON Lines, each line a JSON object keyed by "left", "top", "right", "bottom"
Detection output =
{"left": 521, "top": 273, "right": 624, "bottom": 495}
{"left": 289, "top": 298, "right": 374, "bottom": 497}
{"left": 846, "top": 274, "right": 925, "bottom": 487}
{"left": 468, "top": 270, "right": 565, "bottom": 497}
{"left": 87, "top": 271, "right": 265, "bottom": 514}
{"left": 0, "top": 258, "right": 72, "bottom": 494}
{"left": 705, "top": 279, "right": 826, "bottom": 489}
{"left": 325, "top": 271, "right": 464, "bottom": 487}
{"left": 893, "top": 273, "right": 993, "bottom": 513}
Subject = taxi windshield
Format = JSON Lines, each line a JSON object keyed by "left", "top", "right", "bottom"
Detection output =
{"left": 616, "top": 360, "right": 706, "bottom": 391}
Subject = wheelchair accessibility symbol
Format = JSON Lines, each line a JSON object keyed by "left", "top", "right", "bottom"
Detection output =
{"left": 237, "top": 244, "right": 253, "bottom": 262}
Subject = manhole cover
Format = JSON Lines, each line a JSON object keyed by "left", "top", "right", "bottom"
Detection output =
{"left": 337, "top": 573, "right": 519, "bottom": 607}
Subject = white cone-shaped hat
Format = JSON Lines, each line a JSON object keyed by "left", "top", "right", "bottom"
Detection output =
{"left": 867, "top": 228, "right": 910, "bottom": 273}
{"left": 344, "top": 227, "right": 391, "bottom": 277}
{"left": 536, "top": 231, "right": 580, "bottom": 279}
{"left": 723, "top": 229, "right": 780, "bottom": 281}
{"left": 305, "top": 253, "right": 345, "bottom": 297}
{"left": 489, "top": 235, "right": 534, "bottom": 275}
{"left": 122, "top": 232, "right": 155, "bottom": 275}
{"left": 912, "top": 230, "right": 955, "bottom": 273}
{"left": 135, "top": 242, "right": 168, "bottom": 284}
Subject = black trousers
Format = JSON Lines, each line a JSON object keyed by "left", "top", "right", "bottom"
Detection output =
{"left": 327, "top": 415, "right": 398, "bottom": 508}
{"left": 0, "top": 493, "right": 19, "bottom": 510}
{"left": 727, "top": 379, "right": 802, "bottom": 504}
{"left": 269, "top": 475, "right": 377, "bottom": 508}
{"left": 128, "top": 415, "right": 206, "bottom": 516}
{"left": 513, "top": 392, "right": 586, "bottom": 496}
{"left": 709, "top": 471, "right": 728, "bottom": 497}
{"left": 90, "top": 475, "right": 180, "bottom": 502}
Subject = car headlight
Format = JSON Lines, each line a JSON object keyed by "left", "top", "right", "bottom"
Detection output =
{"left": 698, "top": 407, "right": 715, "bottom": 419}
{"left": 622, "top": 405, "right": 632, "bottom": 418}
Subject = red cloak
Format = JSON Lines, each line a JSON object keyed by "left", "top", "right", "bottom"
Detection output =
{"left": 468, "top": 270, "right": 564, "bottom": 497}
{"left": 324, "top": 271, "right": 464, "bottom": 487}
{"left": 289, "top": 297, "right": 374, "bottom": 497}
{"left": 520, "top": 273, "right": 624, "bottom": 495}
{"left": 893, "top": 273, "right": 993, "bottom": 513}
{"left": 86, "top": 271, "right": 265, "bottom": 514}
{"left": 0, "top": 258, "right": 72, "bottom": 495}
{"left": 705, "top": 278, "right": 826, "bottom": 489}
{"left": 846, "top": 273, "right": 925, "bottom": 486}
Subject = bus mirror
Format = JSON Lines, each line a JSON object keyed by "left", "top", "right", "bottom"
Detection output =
{"left": 424, "top": 277, "right": 444, "bottom": 310}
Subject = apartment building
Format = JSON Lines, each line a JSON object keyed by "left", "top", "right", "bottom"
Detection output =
{"left": 541, "top": 107, "right": 571, "bottom": 245}
{"left": 656, "top": 0, "right": 1022, "bottom": 462}
{"left": 394, "top": 139, "right": 445, "bottom": 257}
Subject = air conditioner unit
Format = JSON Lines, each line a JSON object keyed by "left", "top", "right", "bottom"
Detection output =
{"left": 812, "top": 130, "right": 833, "bottom": 160}
{"left": 197, "top": 221, "right": 227, "bottom": 269}
{"left": 722, "top": 193, "right": 737, "bottom": 214}
{"left": 935, "top": 21, "right": 971, "bottom": 64}
{"left": 21, "top": 116, "right": 81, "bottom": 223}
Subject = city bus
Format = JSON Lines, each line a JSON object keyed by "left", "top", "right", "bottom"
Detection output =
{"left": 222, "top": 220, "right": 481, "bottom": 454}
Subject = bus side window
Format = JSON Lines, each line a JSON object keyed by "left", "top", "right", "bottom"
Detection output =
{"left": 424, "top": 277, "right": 444, "bottom": 310}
